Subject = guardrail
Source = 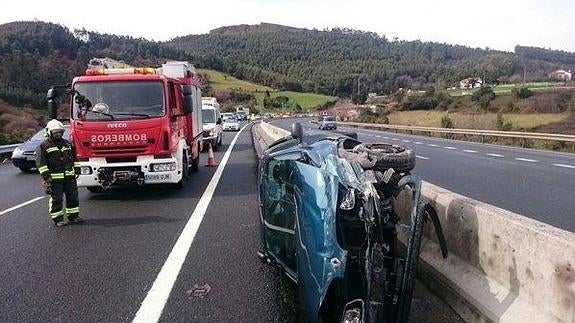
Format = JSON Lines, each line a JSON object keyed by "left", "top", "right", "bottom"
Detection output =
{"left": 0, "top": 144, "right": 20, "bottom": 155}
{"left": 338, "top": 121, "right": 575, "bottom": 143}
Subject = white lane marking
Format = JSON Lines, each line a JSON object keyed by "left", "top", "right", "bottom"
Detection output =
{"left": 443, "top": 146, "right": 457, "bottom": 150}
{"left": 487, "top": 153, "right": 504, "bottom": 157}
{"left": 428, "top": 144, "right": 438, "bottom": 147}
{"left": 463, "top": 149, "right": 478, "bottom": 153}
{"left": 132, "top": 124, "right": 248, "bottom": 323}
{"left": 515, "top": 158, "right": 538, "bottom": 163}
{"left": 375, "top": 135, "right": 381, "bottom": 138}
{"left": 416, "top": 155, "right": 429, "bottom": 160}
{"left": 0, "top": 196, "right": 45, "bottom": 217}
{"left": 414, "top": 141, "right": 422, "bottom": 145}
{"left": 383, "top": 136, "right": 389, "bottom": 139}
{"left": 553, "top": 163, "right": 575, "bottom": 169}
{"left": 402, "top": 140, "right": 411, "bottom": 143}
{"left": 392, "top": 138, "right": 399, "bottom": 141}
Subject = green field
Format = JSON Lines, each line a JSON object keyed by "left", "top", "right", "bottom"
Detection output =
{"left": 198, "top": 69, "right": 338, "bottom": 111}
{"left": 447, "top": 82, "right": 566, "bottom": 97}
{"left": 388, "top": 110, "right": 566, "bottom": 130}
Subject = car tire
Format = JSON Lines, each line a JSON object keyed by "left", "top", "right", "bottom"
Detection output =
{"left": 352, "top": 143, "right": 416, "bottom": 172}
{"left": 87, "top": 186, "right": 105, "bottom": 193}
{"left": 18, "top": 166, "right": 32, "bottom": 173}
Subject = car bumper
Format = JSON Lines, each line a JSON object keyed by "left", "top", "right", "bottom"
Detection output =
{"left": 11, "top": 157, "right": 36, "bottom": 169}
{"left": 76, "top": 156, "right": 182, "bottom": 187}
{"left": 223, "top": 125, "right": 239, "bottom": 131}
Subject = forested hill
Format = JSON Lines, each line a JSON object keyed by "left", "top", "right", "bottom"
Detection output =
{"left": 170, "top": 23, "right": 575, "bottom": 96}
{"left": 0, "top": 21, "right": 190, "bottom": 107}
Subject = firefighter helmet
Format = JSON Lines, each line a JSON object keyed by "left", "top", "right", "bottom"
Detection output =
{"left": 45, "top": 119, "right": 65, "bottom": 136}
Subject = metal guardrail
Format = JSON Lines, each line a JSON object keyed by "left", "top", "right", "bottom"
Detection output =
{"left": 338, "top": 121, "right": 575, "bottom": 143}
{"left": 0, "top": 144, "right": 20, "bottom": 155}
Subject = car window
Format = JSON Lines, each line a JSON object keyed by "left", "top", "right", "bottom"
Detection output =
{"left": 202, "top": 109, "right": 216, "bottom": 123}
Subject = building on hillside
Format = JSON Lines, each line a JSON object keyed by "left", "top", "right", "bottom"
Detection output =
{"left": 548, "top": 70, "right": 572, "bottom": 81}
{"left": 459, "top": 77, "right": 483, "bottom": 89}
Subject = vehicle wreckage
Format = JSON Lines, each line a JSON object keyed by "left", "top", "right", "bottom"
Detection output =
{"left": 258, "top": 123, "right": 448, "bottom": 322}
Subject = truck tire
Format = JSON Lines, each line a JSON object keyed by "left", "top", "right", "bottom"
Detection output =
{"left": 352, "top": 143, "right": 415, "bottom": 173}
{"left": 176, "top": 154, "right": 189, "bottom": 189}
{"left": 191, "top": 146, "right": 199, "bottom": 172}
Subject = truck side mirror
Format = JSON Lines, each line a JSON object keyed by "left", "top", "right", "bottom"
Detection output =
{"left": 47, "top": 87, "right": 58, "bottom": 119}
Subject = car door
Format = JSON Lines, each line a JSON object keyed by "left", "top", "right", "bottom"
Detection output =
{"left": 260, "top": 156, "right": 298, "bottom": 279}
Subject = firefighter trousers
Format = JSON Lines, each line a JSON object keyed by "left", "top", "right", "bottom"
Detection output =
{"left": 48, "top": 177, "right": 79, "bottom": 222}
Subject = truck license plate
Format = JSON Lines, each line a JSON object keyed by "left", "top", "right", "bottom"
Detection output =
{"left": 145, "top": 174, "right": 171, "bottom": 182}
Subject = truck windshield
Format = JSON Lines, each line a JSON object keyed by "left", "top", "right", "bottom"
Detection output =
{"left": 73, "top": 82, "right": 164, "bottom": 120}
{"left": 202, "top": 109, "right": 216, "bottom": 123}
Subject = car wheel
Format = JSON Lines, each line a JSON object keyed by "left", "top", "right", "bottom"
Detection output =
{"left": 18, "top": 166, "right": 32, "bottom": 173}
{"left": 87, "top": 186, "right": 105, "bottom": 193}
{"left": 352, "top": 143, "right": 416, "bottom": 172}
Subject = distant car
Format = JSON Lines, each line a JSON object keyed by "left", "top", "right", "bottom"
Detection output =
{"left": 258, "top": 123, "right": 447, "bottom": 322}
{"left": 11, "top": 125, "right": 71, "bottom": 172}
{"left": 318, "top": 116, "right": 337, "bottom": 130}
{"left": 222, "top": 112, "right": 235, "bottom": 122}
{"left": 222, "top": 117, "right": 240, "bottom": 131}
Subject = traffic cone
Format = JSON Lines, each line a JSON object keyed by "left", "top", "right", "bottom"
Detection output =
{"left": 206, "top": 143, "right": 217, "bottom": 167}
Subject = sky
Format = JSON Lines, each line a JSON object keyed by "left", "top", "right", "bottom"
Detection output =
{"left": 2, "top": 0, "right": 574, "bottom": 52}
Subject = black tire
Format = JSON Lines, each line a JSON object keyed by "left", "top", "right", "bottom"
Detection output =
{"left": 353, "top": 143, "right": 415, "bottom": 172}
{"left": 191, "top": 146, "right": 199, "bottom": 172}
{"left": 397, "top": 202, "right": 426, "bottom": 323}
{"left": 87, "top": 186, "right": 105, "bottom": 193}
{"left": 176, "top": 154, "right": 188, "bottom": 189}
{"left": 18, "top": 166, "right": 32, "bottom": 173}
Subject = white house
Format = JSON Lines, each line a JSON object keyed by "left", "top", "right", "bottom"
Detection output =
{"left": 459, "top": 77, "right": 483, "bottom": 89}
{"left": 549, "top": 70, "right": 572, "bottom": 81}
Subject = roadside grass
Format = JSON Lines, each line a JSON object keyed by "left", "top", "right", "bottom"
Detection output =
{"left": 447, "top": 82, "right": 566, "bottom": 97}
{"left": 387, "top": 110, "right": 567, "bottom": 130}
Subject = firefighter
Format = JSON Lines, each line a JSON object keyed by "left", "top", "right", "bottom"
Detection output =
{"left": 37, "top": 120, "right": 84, "bottom": 227}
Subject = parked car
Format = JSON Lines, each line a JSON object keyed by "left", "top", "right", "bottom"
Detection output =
{"left": 257, "top": 123, "right": 447, "bottom": 323}
{"left": 223, "top": 117, "right": 240, "bottom": 131}
{"left": 318, "top": 115, "right": 337, "bottom": 130}
{"left": 11, "top": 125, "right": 71, "bottom": 172}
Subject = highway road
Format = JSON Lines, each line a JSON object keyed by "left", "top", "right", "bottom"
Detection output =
{"left": 0, "top": 123, "right": 461, "bottom": 322}
{"left": 271, "top": 118, "right": 575, "bottom": 232}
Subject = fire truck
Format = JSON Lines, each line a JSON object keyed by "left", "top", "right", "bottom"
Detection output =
{"left": 46, "top": 61, "right": 204, "bottom": 192}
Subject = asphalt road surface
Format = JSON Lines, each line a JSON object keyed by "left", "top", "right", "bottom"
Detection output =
{"left": 271, "top": 118, "right": 575, "bottom": 233}
{"left": 0, "top": 123, "right": 461, "bottom": 322}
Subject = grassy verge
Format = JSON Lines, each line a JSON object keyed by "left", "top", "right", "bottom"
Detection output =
{"left": 199, "top": 69, "right": 337, "bottom": 111}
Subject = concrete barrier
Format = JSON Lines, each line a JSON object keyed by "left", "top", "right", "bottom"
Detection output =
{"left": 254, "top": 121, "right": 575, "bottom": 323}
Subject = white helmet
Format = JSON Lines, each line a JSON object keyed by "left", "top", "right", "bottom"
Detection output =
{"left": 45, "top": 119, "right": 65, "bottom": 136}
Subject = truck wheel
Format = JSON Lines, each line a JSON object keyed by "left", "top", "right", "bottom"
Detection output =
{"left": 176, "top": 154, "right": 189, "bottom": 189}
{"left": 352, "top": 143, "right": 416, "bottom": 173}
{"left": 191, "top": 146, "right": 199, "bottom": 172}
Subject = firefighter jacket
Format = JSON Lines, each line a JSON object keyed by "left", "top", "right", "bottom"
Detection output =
{"left": 37, "top": 138, "right": 81, "bottom": 181}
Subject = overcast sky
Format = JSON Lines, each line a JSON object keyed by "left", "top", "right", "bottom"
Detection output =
{"left": 2, "top": 0, "right": 574, "bottom": 52}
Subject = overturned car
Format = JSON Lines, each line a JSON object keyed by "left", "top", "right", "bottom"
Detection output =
{"left": 257, "top": 123, "right": 447, "bottom": 322}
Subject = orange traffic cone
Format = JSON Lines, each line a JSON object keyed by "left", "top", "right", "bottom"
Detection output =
{"left": 206, "top": 143, "right": 218, "bottom": 167}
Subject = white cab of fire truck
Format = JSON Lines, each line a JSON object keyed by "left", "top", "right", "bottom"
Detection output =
{"left": 201, "top": 97, "right": 223, "bottom": 151}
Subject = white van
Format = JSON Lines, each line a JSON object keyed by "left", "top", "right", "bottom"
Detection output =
{"left": 202, "top": 97, "right": 223, "bottom": 151}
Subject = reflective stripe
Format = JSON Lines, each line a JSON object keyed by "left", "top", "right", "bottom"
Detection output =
{"left": 74, "top": 162, "right": 81, "bottom": 167}
{"left": 61, "top": 147, "right": 71, "bottom": 151}
{"left": 66, "top": 207, "right": 79, "bottom": 213}
{"left": 49, "top": 197, "right": 64, "bottom": 218}
{"left": 38, "top": 166, "right": 49, "bottom": 174}
{"left": 51, "top": 173, "right": 64, "bottom": 179}
{"left": 46, "top": 147, "right": 59, "bottom": 153}
{"left": 65, "top": 170, "right": 75, "bottom": 176}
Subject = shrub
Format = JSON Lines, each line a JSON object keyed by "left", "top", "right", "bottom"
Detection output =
{"left": 496, "top": 111, "right": 513, "bottom": 131}
{"left": 441, "top": 115, "right": 454, "bottom": 128}
{"left": 471, "top": 86, "right": 495, "bottom": 110}
{"left": 512, "top": 87, "right": 533, "bottom": 99}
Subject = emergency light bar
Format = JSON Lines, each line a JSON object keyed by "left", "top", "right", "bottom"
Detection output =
{"left": 85, "top": 67, "right": 156, "bottom": 76}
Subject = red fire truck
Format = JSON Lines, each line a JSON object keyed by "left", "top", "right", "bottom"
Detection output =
{"left": 46, "top": 61, "right": 204, "bottom": 192}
